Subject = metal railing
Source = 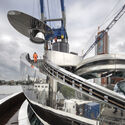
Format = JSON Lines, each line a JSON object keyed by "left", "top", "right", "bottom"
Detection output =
{"left": 43, "top": 61, "right": 125, "bottom": 110}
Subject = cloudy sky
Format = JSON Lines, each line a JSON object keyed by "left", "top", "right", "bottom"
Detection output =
{"left": 0, "top": 0, "right": 125, "bottom": 80}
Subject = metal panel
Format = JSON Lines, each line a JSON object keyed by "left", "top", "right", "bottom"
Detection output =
{"left": 21, "top": 53, "right": 125, "bottom": 110}
{"left": 76, "top": 54, "right": 125, "bottom": 78}
{"left": 45, "top": 50, "right": 82, "bottom": 66}
{"left": 28, "top": 100, "right": 98, "bottom": 125}
{"left": 52, "top": 42, "right": 69, "bottom": 52}
{"left": 43, "top": 60, "right": 125, "bottom": 110}
{"left": 8, "top": 10, "right": 53, "bottom": 43}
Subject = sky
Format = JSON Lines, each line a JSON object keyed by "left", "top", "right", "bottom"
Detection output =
{"left": 0, "top": 0, "right": 125, "bottom": 80}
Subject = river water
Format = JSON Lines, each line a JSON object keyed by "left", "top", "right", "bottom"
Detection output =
{"left": 0, "top": 85, "right": 22, "bottom": 99}
{"left": 0, "top": 85, "right": 42, "bottom": 103}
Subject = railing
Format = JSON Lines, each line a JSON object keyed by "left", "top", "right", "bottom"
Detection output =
{"left": 43, "top": 61, "right": 125, "bottom": 110}
{"left": 28, "top": 99, "right": 98, "bottom": 125}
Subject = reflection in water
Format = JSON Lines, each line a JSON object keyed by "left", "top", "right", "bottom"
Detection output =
{"left": 0, "top": 94, "right": 10, "bottom": 100}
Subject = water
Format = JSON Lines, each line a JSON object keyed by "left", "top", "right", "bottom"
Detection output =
{"left": 0, "top": 85, "right": 22, "bottom": 99}
{"left": 0, "top": 94, "right": 10, "bottom": 99}
{"left": 0, "top": 85, "right": 43, "bottom": 104}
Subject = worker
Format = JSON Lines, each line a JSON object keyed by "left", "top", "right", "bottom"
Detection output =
{"left": 61, "top": 35, "right": 64, "bottom": 42}
{"left": 61, "top": 35, "right": 64, "bottom": 39}
{"left": 33, "top": 52, "right": 38, "bottom": 63}
{"left": 54, "top": 37, "right": 57, "bottom": 42}
{"left": 113, "top": 80, "right": 125, "bottom": 116}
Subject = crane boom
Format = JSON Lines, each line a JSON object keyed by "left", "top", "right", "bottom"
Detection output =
{"left": 83, "top": 4, "right": 125, "bottom": 58}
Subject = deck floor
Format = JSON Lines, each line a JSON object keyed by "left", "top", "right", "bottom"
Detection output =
{"left": 100, "top": 107, "right": 125, "bottom": 125}
{"left": 6, "top": 110, "right": 19, "bottom": 125}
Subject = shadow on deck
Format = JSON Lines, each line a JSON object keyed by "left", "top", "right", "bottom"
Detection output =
{"left": 0, "top": 92, "right": 25, "bottom": 125}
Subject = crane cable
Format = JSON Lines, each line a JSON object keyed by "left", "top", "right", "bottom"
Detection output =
{"left": 83, "top": 0, "right": 123, "bottom": 58}
{"left": 99, "top": 0, "right": 122, "bottom": 30}
{"left": 83, "top": 1, "right": 125, "bottom": 58}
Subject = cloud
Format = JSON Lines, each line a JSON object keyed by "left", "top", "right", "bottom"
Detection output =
{"left": 0, "top": 0, "right": 44, "bottom": 80}
{"left": 66, "top": 0, "right": 125, "bottom": 57}
{"left": 0, "top": 0, "right": 125, "bottom": 80}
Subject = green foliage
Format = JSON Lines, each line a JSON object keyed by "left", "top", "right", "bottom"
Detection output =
{"left": 57, "top": 82, "right": 75, "bottom": 99}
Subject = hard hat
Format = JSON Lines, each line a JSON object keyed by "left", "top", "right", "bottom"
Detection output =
{"left": 61, "top": 35, "right": 64, "bottom": 39}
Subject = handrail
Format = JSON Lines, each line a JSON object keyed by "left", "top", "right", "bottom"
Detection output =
{"left": 43, "top": 60, "right": 125, "bottom": 110}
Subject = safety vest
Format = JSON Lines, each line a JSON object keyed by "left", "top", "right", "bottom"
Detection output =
{"left": 33, "top": 53, "right": 38, "bottom": 62}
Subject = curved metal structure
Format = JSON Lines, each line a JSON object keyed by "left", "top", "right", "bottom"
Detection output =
{"left": 0, "top": 89, "right": 98, "bottom": 125}
{"left": 20, "top": 53, "right": 100, "bottom": 124}
{"left": 28, "top": 99, "right": 98, "bottom": 125}
{"left": 20, "top": 53, "right": 125, "bottom": 110}
{"left": 0, "top": 92, "right": 26, "bottom": 125}
{"left": 76, "top": 54, "right": 125, "bottom": 79}
{"left": 8, "top": 10, "right": 53, "bottom": 44}
{"left": 45, "top": 50, "right": 82, "bottom": 67}
{"left": 7, "top": 2, "right": 125, "bottom": 122}
{"left": 43, "top": 58, "right": 125, "bottom": 110}
{"left": 18, "top": 100, "right": 30, "bottom": 125}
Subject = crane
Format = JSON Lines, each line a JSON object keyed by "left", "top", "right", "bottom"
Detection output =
{"left": 82, "top": 3, "right": 125, "bottom": 58}
{"left": 40, "top": 0, "right": 68, "bottom": 43}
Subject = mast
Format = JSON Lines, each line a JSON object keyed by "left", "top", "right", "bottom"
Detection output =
{"left": 40, "top": 0, "right": 44, "bottom": 21}
{"left": 60, "top": 0, "right": 66, "bottom": 29}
